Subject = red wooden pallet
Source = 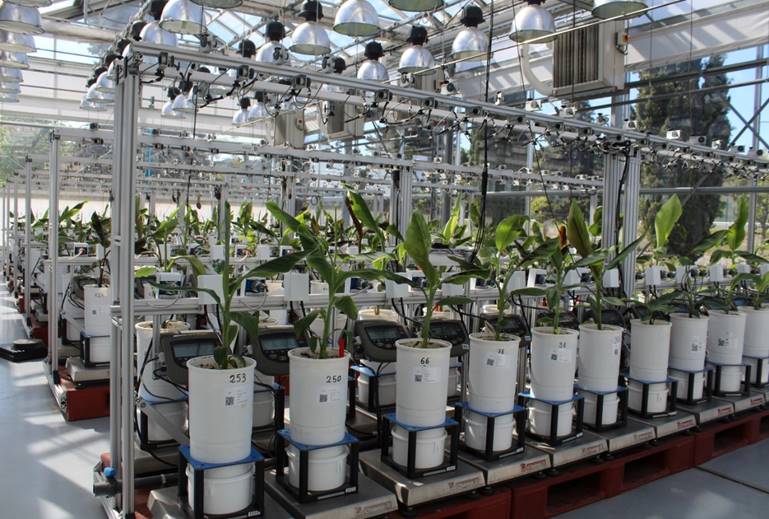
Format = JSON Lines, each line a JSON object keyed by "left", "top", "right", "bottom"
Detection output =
{"left": 509, "top": 435, "right": 694, "bottom": 519}
{"left": 392, "top": 488, "right": 511, "bottom": 519}
{"left": 693, "top": 408, "right": 769, "bottom": 464}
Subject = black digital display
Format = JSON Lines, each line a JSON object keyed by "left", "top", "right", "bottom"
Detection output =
{"left": 261, "top": 334, "right": 299, "bottom": 352}
{"left": 366, "top": 325, "right": 408, "bottom": 342}
{"left": 172, "top": 340, "right": 216, "bottom": 363}
{"left": 430, "top": 321, "right": 464, "bottom": 338}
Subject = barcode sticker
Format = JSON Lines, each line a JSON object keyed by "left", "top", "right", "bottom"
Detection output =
{"left": 485, "top": 353, "right": 508, "bottom": 368}
{"left": 224, "top": 388, "right": 249, "bottom": 407}
{"left": 319, "top": 389, "right": 341, "bottom": 403}
{"left": 414, "top": 367, "right": 439, "bottom": 383}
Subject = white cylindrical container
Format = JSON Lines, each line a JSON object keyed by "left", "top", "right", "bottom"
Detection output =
{"left": 186, "top": 463, "right": 254, "bottom": 516}
{"left": 578, "top": 323, "right": 623, "bottom": 426}
{"left": 577, "top": 324, "right": 622, "bottom": 391}
{"left": 742, "top": 306, "right": 769, "bottom": 385}
{"left": 288, "top": 348, "right": 349, "bottom": 445}
{"left": 253, "top": 387, "right": 274, "bottom": 428}
{"left": 392, "top": 427, "right": 447, "bottom": 469}
{"left": 529, "top": 327, "right": 578, "bottom": 437}
{"left": 358, "top": 308, "right": 400, "bottom": 322}
{"left": 137, "top": 401, "right": 187, "bottom": 443}
{"left": 357, "top": 359, "right": 397, "bottom": 407}
{"left": 84, "top": 285, "right": 111, "bottom": 336}
{"left": 395, "top": 339, "right": 452, "bottom": 427}
{"left": 707, "top": 310, "right": 747, "bottom": 392}
{"left": 628, "top": 381, "right": 669, "bottom": 414}
{"left": 187, "top": 356, "right": 256, "bottom": 467}
{"left": 629, "top": 319, "right": 672, "bottom": 382}
{"left": 266, "top": 281, "right": 287, "bottom": 325}
{"left": 467, "top": 333, "right": 520, "bottom": 411}
{"left": 136, "top": 320, "right": 190, "bottom": 401}
{"left": 463, "top": 411, "right": 515, "bottom": 452}
{"left": 287, "top": 445, "right": 348, "bottom": 492}
{"left": 669, "top": 314, "right": 708, "bottom": 400}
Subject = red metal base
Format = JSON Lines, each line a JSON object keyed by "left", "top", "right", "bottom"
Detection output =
{"left": 29, "top": 312, "right": 47, "bottom": 346}
{"left": 392, "top": 488, "right": 511, "bottom": 519}
{"left": 56, "top": 366, "right": 110, "bottom": 421}
{"left": 509, "top": 435, "right": 695, "bottom": 519}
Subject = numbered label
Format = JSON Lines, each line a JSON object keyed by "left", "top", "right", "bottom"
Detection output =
{"left": 325, "top": 374, "right": 343, "bottom": 384}
{"left": 229, "top": 373, "right": 248, "bottom": 384}
{"left": 419, "top": 356, "right": 431, "bottom": 366}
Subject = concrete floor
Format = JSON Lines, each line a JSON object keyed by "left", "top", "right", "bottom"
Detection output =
{"left": 0, "top": 287, "right": 108, "bottom": 519}
{"left": 1, "top": 285, "right": 768, "bottom": 519}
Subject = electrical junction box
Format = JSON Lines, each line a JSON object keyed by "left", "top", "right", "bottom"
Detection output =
{"left": 761, "top": 264, "right": 769, "bottom": 276}
{"left": 385, "top": 272, "right": 410, "bottom": 300}
{"left": 603, "top": 268, "right": 620, "bottom": 288}
{"left": 736, "top": 263, "right": 751, "bottom": 275}
{"left": 196, "top": 274, "right": 223, "bottom": 305}
{"left": 210, "top": 244, "right": 225, "bottom": 261}
{"left": 322, "top": 98, "right": 365, "bottom": 140}
{"left": 274, "top": 109, "right": 305, "bottom": 149}
{"left": 508, "top": 271, "right": 527, "bottom": 293}
{"left": 527, "top": 268, "right": 547, "bottom": 288}
{"left": 644, "top": 266, "right": 662, "bottom": 287}
{"left": 709, "top": 264, "right": 725, "bottom": 283}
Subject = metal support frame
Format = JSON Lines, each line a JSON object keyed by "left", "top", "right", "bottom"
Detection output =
{"left": 23, "top": 157, "right": 31, "bottom": 322}
{"left": 48, "top": 133, "right": 60, "bottom": 376}
{"left": 13, "top": 179, "right": 18, "bottom": 283}
{"left": 747, "top": 44, "right": 765, "bottom": 253}
{"left": 622, "top": 154, "right": 641, "bottom": 298}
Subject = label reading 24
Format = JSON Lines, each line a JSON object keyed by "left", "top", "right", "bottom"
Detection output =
{"left": 229, "top": 373, "right": 247, "bottom": 384}
{"left": 325, "top": 375, "right": 343, "bottom": 384}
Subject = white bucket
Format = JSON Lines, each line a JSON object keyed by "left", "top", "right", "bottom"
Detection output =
{"left": 253, "top": 388, "right": 274, "bottom": 428}
{"left": 467, "top": 333, "right": 520, "bottom": 412}
{"left": 629, "top": 320, "right": 672, "bottom": 382}
{"left": 358, "top": 308, "right": 400, "bottom": 322}
{"left": 448, "top": 364, "right": 460, "bottom": 398}
{"left": 84, "top": 285, "right": 111, "bottom": 336}
{"left": 463, "top": 410, "right": 514, "bottom": 452}
{"left": 392, "top": 426, "right": 447, "bottom": 469}
{"left": 529, "top": 328, "right": 578, "bottom": 437}
{"left": 288, "top": 348, "right": 349, "bottom": 445}
{"left": 707, "top": 310, "right": 747, "bottom": 392}
{"left": 287, "top": 445, "right": 347, "bottom": 492}
{"left": 628, "top": 380, "right": 669, "bottom": 414}
{"left": 87, "top": 336, "right": 112, "bottom": 364}
{"left": 265, "top": 281, "right": 287, "bottom": 325}
{"left": 577, "top": 324, "right": 622, "bottom": 392}
{"left": 186, "top": 463, "right": 254, "bottom": 516}
{"left": 187, "top": 356, "right": 256, "bottom": 466}
{"left": 395, "top": 339, "right": 452, "bottom": 427}
{"left": 582, "top": 392, "right": 618, "bottom": 426}
{"left": 137, "top": 401, "right": 186, "bottom": 443}
{"left": 529, "top": 327, "right": 578, "bottom": 401}
{"left": 357, "top": 359, "right": 396, "bottom": 406}
{"left": 529, "top": 400, "right": 573, "bottom": 438}
{"left": 669, "top": 314, "right": 708, "bottom": 400}
{"left": 136, "top": 320, "right": 190, "bottom": 400}
{"left": 742, "top": 307, "right": 769, "bottom": 384}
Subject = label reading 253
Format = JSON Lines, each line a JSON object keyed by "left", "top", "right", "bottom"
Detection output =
{"left": 229, "top": 373, "right": 248, "bottom": 384}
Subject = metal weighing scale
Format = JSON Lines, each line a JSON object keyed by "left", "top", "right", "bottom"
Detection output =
{"left": 149, "top": 486, "right": 292, "bottom": 519}
{"left": 591, "top": 418, "right": 656, "bottom": 453}
{"left": 264, "top": 468, "right": 398, "bottom": 519}
{"left": 65, "top": 357, "right": 110, "bottom": 385}
{"left": 359, "top": 449, "right": 485, "bottom": 512}
{"left": 525, "top": 431, "right": 608, "bottom": 468}
{"left": 678, "top": 399, "right": 735, "bottom": 426}
{"left": 457, "top": 444, "right": 552, "bottom": 486}
{"left": 713, "top": 392, "right": 766, "bottom": 414}
{"left": 627, "top": 412, "right": 697, "bottom": 439}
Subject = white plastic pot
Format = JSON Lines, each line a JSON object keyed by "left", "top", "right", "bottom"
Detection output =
{"left": 448, "top": 363, "right": 460, "bottom": 398}
{"left": 467, "top": 333, "right": 520, "bottom": 412}
{"left": 186, "top": 463, "right": 254, "bottom": 516}
{"left": 529, "top": 327, "right": 578, "bottom": 437}
{"left": 253, "top": 387, "right": 274, "bottom": 428}
{"left": 358, "top": 308, "right": 400, "bottom": 322}
{"left": 629, "top": 319, "right": 672, "bottom": 382}
{"left": 463, "top": 410, "right": 514, "bottom": 452}
{"left": 187, "top": 356, "right": 256, "bottom": 467}
{"left": 707, "top": 310, "right": 747, "bottom": 392}
{"left": 137, "top": 401, "right": 186, "bottom": 443}
{"left": 577, "top": 324, "right": 622, "bottom": 392}
{"left": 392, "top": 426, "right": 447, "bottom": 469}
{"left": 265, "top": 281, "right": 287, "bottom": 325}
{"left": 84, "top": 285, "right": 111, "bottom": 336}
{"left": 288, "top": 348, "right": 349, "bottom": 445}
{"left": 577, "top": 323, "right": 622, "bottom": 425}
{"left": 742, "top": 307, "right": 769, "bottom": 384}
{"left": 669, "top": 314, "right": 708, "bottom": 400}
{"left": 287, "top": 445, "right": 347, "bottom": 492}
{"left": 395, "top": 338, "right": 452, "bottom": 427}
{"left": 136, "top": 320, "right": 190, "bottom": 401}
{"left": 628, "top": 381, "right": 669, "bottom": 414}
{"left": 357, "top": 359, "right": 396, "bottom": 406}
{"left": 87, "top": 337, "right": 112, "bottom": 364}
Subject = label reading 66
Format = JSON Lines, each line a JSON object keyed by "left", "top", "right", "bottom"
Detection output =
{"left": 419, "top": 357, "right": 431, "bottom": 366}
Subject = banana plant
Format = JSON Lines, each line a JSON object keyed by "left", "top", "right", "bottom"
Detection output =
{"left": 89, "top": 209, "right": 111, "bottom": 286}
{"left": 156, "top": 202, "right": 307, "bottom": 369}
{"left": 566, "top": 200, "right": 643, "bottom": 329}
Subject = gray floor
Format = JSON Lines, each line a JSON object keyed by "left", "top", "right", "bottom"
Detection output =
{"left": 0, "top": 286, "right": 108, "bottom": 519}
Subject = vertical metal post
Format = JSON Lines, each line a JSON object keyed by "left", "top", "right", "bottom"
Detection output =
{"left": 13, "top": 179, "right": 18, "bottom": 281}
{"left": 621, "top": 154, "right": 641, "bottom": 297}
{"left": 113, "top": 58, "right": 140, "bottom": 517}
{"left": 601, "top": 97, "right": 629, "bottom": 252}
{"left": 23, "top": 157, "right": 31, "bottom": 322}
{"left": 48, "top": 132, "right": 60, "bottom": 375}
{"left": 747, "top": 45, "right": 764, "bottom": 253}
{"left": 2, "top": 186, "right": 6, "bottom": 267}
